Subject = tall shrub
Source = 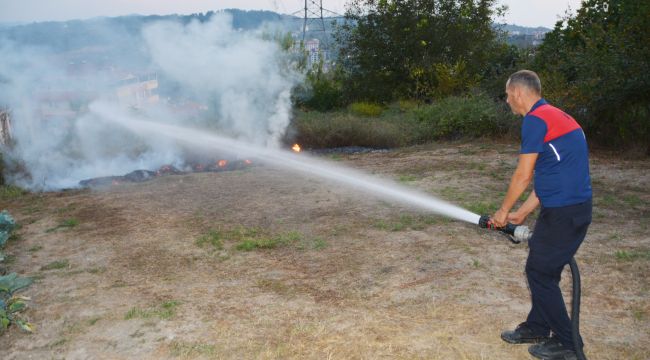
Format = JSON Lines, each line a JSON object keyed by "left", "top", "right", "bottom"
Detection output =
{"left": 533, "top": 0, "right": 650, "bottom": 151}
{"left": 335, "top": 0, "right": 505, "bottom": 102}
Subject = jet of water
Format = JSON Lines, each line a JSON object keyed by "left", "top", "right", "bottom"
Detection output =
{"left": 90, "top": 102, "right": 482, "bottom": 225}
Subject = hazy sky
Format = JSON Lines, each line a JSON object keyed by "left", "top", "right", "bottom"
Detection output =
{"left": 0, "top": 0, "right": 582, "bottom": 27}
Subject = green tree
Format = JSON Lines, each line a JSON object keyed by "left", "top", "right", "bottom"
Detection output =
{"left": 335, "top": 0, "right": 506, "bottom": 102}
{"left": 534, "top": 0, "right": 650, "bottom": 151}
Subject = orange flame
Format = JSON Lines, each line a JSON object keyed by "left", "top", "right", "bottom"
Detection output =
{"left": 218, "top": 159, "right": 228, "bottom": 168}
{"left": 244, "top": 159, "right": 252, "bottom": 165}
{"left": 292, "top": 144, "right": 301, "bottom": 152}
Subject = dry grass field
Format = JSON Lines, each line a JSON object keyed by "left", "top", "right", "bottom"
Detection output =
{"left": 1, "top": 141, "right": 648, "bottom": 359}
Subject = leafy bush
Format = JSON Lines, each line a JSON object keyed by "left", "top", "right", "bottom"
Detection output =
{"left": 302, "top": 75, "right": 344, "bottom": 112}
{"left": 335, "top": 0, "right": 504, "bottom": 103}
{"left": 292, "top": 111, "right": 409, "bottom": 148}
{"left": 294, "top": 64, "right": 344, "bottom": 112}
{"left": 397, "top": 99, "right": 419, "bottom": 112}
{"left": 0, "top": 211, "right": 34, "bottom": 335}
{"left": 412, "top": 93, "right": 516, "bottom": 141}
{"left": 0, "top": 211, "right": 16, "bottom": 248}
{"left": 292, "top": 93, "right": 517, "bottom": 149}
{"left": 0, "top": 276, "right": 34, "bottom": 333}
{"left": 533, "top": 0, "right": 650, "bottom": 151}
{"left": 349, "top": 102, "right": 384, "bottom": 117}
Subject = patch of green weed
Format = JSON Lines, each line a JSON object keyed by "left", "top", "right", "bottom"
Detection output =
{"left": 0, "top": 185, "right": 26, "bottom": 201}
{"left": 41, "top": 259, "right": 69, "bottom": 271}
{"left": 86, "top": 267, "right": 105, "bottom": 274}
{"left": 28, "top": 245, "right": 43, "bottom": 252}
{"left": 598, "top": 194, "right": 618, "bottom": 208}
{"left": 312, "top": 237, "right": 327, "bottom": 250}
{"left": 48, "top": 338, "right": 67, "bottom": 348}
{"left": 614, "top": 249, "right": 650, "bottom": 261}
{"left": 125, "top": 300, "right": 181, "bottom": 320}
{"left": 55, "top": 204, "right": 77, "bottom": 214}
{"left": 349, "top": 102, "right": 383, "bottom": 117}
{"left": 60, "top": 218, "right": 79, "bottom": 227}
{"left": 631, "top": 307, "right": 645, "bottom": 321}
{"left": 622, "top": 194, "right": 642, "bottom": 207}
{"left": 21, "top": 205, "right": 43, "bottom": 215}
{"left": 236, "top": 231, "right": 302, "bottom": 251}
{"left": 465, "top": 201, "right": 499, "bottom": 216}
{"left": 45, "top": 218, "right": 80, "bottom": 233}
{"left": 195, "top": 230, "right": 223, "bottom": 251}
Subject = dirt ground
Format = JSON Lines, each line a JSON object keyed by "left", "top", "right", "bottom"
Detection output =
{"left": 1, "top": 141, "right": 649, "bottom": 359}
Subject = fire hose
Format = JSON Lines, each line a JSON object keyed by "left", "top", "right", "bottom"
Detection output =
{"left": 478, "top": 215, "right": 587, "bottom": 360}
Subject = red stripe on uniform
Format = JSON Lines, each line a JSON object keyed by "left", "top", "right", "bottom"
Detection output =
{"left": 530, "top": 104, "right": 581, "bottom": 143}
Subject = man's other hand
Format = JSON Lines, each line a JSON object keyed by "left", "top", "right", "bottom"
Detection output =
{"left": 492, "top": 208, "right": 508, "bottom": 228}
{"left": 507, "top": 211, "right": 527, "bottom": 225}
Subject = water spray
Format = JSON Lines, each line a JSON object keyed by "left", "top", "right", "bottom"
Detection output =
{"left": 89, "top": 102, "right": 481, "bottom": 224}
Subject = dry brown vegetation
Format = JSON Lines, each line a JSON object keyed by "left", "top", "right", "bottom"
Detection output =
{"left": 1, "top": 141, "right": 648, "bottom": 359}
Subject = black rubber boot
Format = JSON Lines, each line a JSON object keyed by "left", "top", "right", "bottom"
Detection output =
{"left": 501, "top": 322, "right": 550, "bottom": 344}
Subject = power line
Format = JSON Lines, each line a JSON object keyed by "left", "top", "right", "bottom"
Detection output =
{"left": 290, "top": 0, "right": 343, "bottom": 44}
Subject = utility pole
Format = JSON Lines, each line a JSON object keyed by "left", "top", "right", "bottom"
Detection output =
{"left": 0, "top": 107, "right": 11, "bottom": 147}
{"left": 290, "top": 1, "right": 344, "bottom": 68}
{"left": 301, "top": 0, "right": 327, "bottom": 43}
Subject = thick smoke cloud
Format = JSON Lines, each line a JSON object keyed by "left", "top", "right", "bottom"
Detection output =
{"left": 142, "top": 15, "right": 298, "bottom": 146}
{"left": 0, "top": 13, "right": 299, "bottom": 190}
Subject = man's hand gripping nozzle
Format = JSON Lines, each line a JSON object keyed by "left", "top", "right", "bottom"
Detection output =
{"left": 478, "top": 215, "right": 533, "bottom": 244}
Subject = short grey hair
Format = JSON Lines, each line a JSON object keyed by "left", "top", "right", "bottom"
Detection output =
{"left": 507, "top": 70, "right": 541, "bottom": 95}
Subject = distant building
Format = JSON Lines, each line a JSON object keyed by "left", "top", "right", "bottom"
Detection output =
{"left": 114, "top": 73, "right": 159, "bottom": 107}
{"left": 305, "top": 38, "right": 321, "bottom": 66}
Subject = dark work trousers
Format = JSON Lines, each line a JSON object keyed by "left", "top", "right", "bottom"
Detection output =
{"left": 525, "top": 199, "right": 592, "bottom": 351}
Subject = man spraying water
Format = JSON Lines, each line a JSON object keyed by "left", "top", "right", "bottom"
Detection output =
{"left": 492, "top": 70, "right": 592, "bottom": 360}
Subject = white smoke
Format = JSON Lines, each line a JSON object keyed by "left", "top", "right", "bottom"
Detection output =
{"left": 0, "top": 13, "right": 300, "bottom": 190}
{"left": 142, "top": 15, "right": 298, "bottom": 146}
